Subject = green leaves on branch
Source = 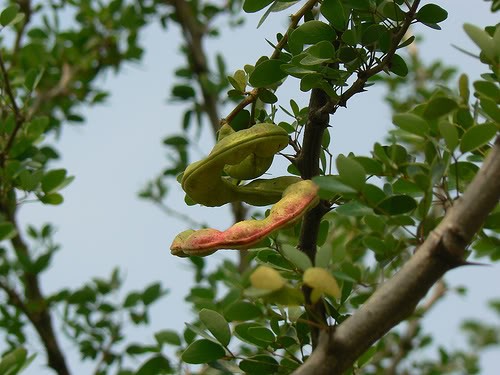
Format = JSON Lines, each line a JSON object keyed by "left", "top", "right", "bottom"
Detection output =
{"left": 249, "top": 59, "right": 287, "bottom": 87}
{"left": 463, "top": 23, "right": 499, "bottom": 63}
{"left": 0, "top": 4, "right": 24, "bottom": 27}
{"left": 392, "top": 113, "right": 429, "bottom": 137}
{"left": 0, "top": 347, "right": 33, "bottom": 375}
{"left": 181, "top": 339, "right": 225, "bottom": 364}
{"left": 199, "top": 309, "right": 231, "bottom": 347}
{"left": 460, "top": 124, "right": 497, "bottom": 153}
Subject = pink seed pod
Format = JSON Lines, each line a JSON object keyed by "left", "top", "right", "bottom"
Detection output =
{"left": 170, "top": 180, "right": 319, "bottom": 257}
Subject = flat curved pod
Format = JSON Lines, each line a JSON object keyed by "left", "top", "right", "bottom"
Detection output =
{"left": 171, "top": 180, "right": 319, "bottom": 257}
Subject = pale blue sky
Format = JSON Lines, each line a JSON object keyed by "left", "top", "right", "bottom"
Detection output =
{"left": 12, "top": 1, "right": 499, "bottom": 373}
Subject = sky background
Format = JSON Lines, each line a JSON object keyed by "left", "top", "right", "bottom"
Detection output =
{"left": 10, "top": 0, "right": 499, "bottom": 373}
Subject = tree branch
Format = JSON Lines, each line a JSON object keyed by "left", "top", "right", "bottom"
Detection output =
{"left": 0, "top": 50, "right": 24, "bottom": 167}
{"left": 295, "top": 88, "right": 332, "bottom": 347}
{"left": 0, "top": 196, "right": 71, "bottom": 375}
{"left": 171, "top": 0, "right": 221, "bottom": 134}
{"left": 292, "top": 135, "right": 500, "bottom": 375}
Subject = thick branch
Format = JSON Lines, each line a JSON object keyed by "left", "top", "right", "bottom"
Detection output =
{"left": 292, "top": 136, "right": 500, "bottom": 375}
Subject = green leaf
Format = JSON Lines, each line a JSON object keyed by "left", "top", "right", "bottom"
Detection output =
{"left": 474, "top": 80, "right": 500, "bottom": 101}
{"left": 423, "top": 97, "right": 458, "bottom": 119}
{"left": 243, "top": 0, "right": 274, "bottom": 13}
{"left": 463, "top": 23, "right": 496, "bottom": 62}
{"left": 247, "top": 326, "right": 275, "bottom": 343}
{"left": 321, "top": 0, "right": 346, "bottom": 31}
{"left": 228, "top": 69, "right": 247, "bottom": 92}
{"left": 155, "top": 330, "right": 182, "bottom": 347}
{"left": 181, "top": 339, "right": 225, "bottom": 364}
{"left": 40, "top": 193, "right": 64, "bottom": 205}
{"left": 163, "top": 135, "right": 188, "bottom": 146}
{"left": 438, "top": 121, "right": 459, "bottom": 151}
{"left": 224, "top": 301, "right": 262, "bottom": 321}
{"left": 460, "top": 124, "right": 497, "bottom": 153}
{"left": 235, "top": 323, "right": 272, "bottom": 347}
{"left": 315, "top": 242, "right": 332, "bottom": 268}
{"left": 281, "top": 244, "right": 313, "bottom": 271}
{"left": 41, "top": 169, "right": 68, "bottom": 194}
{"left": 480, "top": 97, "right": 500, "bottom": 122}
{"left": 389, "top": 54, "right": 408, "bottom": 77}
{"left": 135, "top": 355, "right": 172, "bottom": 375}
{"left": 142, "top": 282, "right": 164, "bottom": 305}
{"left": 239, "top": 355, "right": 279, "bottom": 374}
{"left": 199, "top": 309, "right": 231, "bottom": 347}
{"left": 336, "top": 155, "right": 366, "bottom": 191}
{"left": 0, "top": 347, "right": 27, "bottom": 375}
{"left": 0, "top": 4, "right": 22, "bottom": 27}
{"left": 363, "top": 236, "right": 387, "bottom": 255}
{"left": 459, "top": 74, "right": 470, "bottom": 102}
{"left": 0, "top": 222, "right": 17, "bottom": 241}
{"left": 258, "top": 88, "right": 278, "bottom": 104}
{"left": 172, "top": 85, "right": 195, "bottom": 99}
{"left": 126, "top": 344, "right": 159, "bottom": 355}
{"left": 336, "top": 201, "right": 373, "bottom": 216}
{"left": 416, "top": 4, "right": 448, "bottom": 24}
{"left": 289, "top": 21, "right": 336, "bottom": 54}
{"left": 300, "top": 73, "right": 322, "bottom": 91}
{"left": 380, "top": 1, "right": 405, "bottom": 21}
{"left": 392, "top": 113, "right": 429, "bottom": 137}
{"left": 249, "top": 59, "right": 287, "bottom": 87}
{"left": 375, "top": 195, "right": 417, "bottom": 215}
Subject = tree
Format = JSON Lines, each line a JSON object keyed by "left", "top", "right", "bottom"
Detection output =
{"left": 0, "top": 0, "right": 499, "bottom": 374}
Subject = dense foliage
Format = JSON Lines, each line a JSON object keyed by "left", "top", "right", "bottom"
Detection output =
{"left": 0, "top": 0, "right": 499, "bottom": 374}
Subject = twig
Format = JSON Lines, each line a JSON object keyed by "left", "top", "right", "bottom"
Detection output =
{"left": 152, "top": 198, "right": 206, "bottom": 228}
{"left": 0, "top": 50, "right": 24, "bottom": 166}
{"left": 0, "top": 279, "right": 31, "bottom": 318}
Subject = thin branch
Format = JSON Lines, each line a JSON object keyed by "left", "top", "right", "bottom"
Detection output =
{"left": 171, "top": 0, "right": 220, "bottom": 134}
{"left": 13, "top": 0, "right": 32, "bottom": 58}
{"left": 0, "top": 279, "right": 31, "bottom": 318}
{"left": 292, "top": 136, "right": 500, "bottom": 375}
{"left": 0, "top": 50, "right": 24, "bottom": 167}
{"left": 152, "top": 198, "right": 206, "bottom": 228}
{"left": 27, "top": 63, "right": 74, "bottom": 120}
